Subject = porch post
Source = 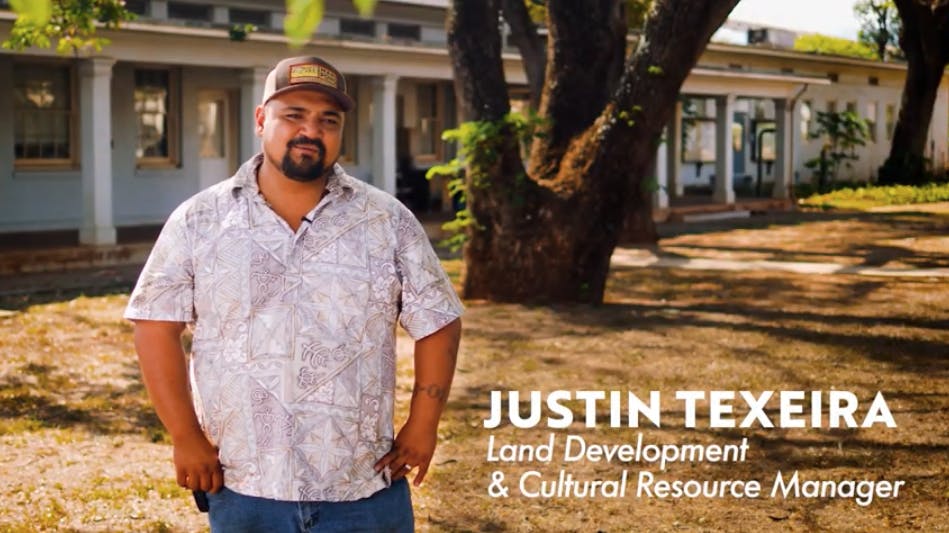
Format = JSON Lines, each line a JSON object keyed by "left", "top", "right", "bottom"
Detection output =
{"left": 79, "top": 57, "right": 116, "bottom": 245}
{"left": 773, "top": 98, "right": 792, "bottom": 199}
{"left": 653, "top": 130, "right": 669, "bottom": 210}
{"left": 371, "top": 74, "right": 399, "bottom": 195}
{"left": 667, "top": 100, "right": 684, "bottom": 198}
{"left": 714, "top": 94, "right": 736, "bottom": 204}
{"left": 239, "top": 66, "right": 269, "bottom": 163}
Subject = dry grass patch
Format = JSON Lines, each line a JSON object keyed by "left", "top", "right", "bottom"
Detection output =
{"left": 659, "top": 207, "right": 949, "bottom": 269}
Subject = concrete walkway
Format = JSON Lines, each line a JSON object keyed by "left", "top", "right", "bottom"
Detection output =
{"left": 611, "top": 247, "right": 949, "bottom": 278}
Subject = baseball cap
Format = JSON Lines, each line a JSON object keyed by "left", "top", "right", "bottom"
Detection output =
{"left": 261, "top": 56, "right": 355, "bottom": 111}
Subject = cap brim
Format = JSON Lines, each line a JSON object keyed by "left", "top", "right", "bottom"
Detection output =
{"left": 264, "top": 84, "right": 355, "bottom": 112}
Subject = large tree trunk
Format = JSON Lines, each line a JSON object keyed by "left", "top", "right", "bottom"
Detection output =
{"left": 879, "top": 0, "right": 949, "bottom": 184}
{"left": 448, "top": 0, "right": 739, "bottom": 303}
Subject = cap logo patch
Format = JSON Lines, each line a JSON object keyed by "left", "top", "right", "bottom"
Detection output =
{"left": 289, "top": 63, "right": 338, "bottom": 88}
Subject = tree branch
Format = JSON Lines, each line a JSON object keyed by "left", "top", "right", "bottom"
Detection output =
{"left": 447, "top": 0, "right": 511, "bottom": 122}
{"left": 527, "top": 0, "right": 627, "bottom": 182}
{"left": 500, "top": 0, "right": 546, "bottom": 109}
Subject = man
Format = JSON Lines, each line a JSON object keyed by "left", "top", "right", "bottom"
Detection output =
{"left": 125, "top": 56, "right": 463, "bottom": 532}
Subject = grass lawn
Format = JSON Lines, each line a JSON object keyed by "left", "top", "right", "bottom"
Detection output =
{"left": 0, "top": 209, "right": 946, "bottom": 532}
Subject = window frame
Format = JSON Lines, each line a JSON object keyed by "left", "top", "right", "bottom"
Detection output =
{"left": 230, "top": 7, "right": 269, "bottom": 29}
{"left": 13, "top": 60, "right": 80, "bottom": 170}
{"left": 681, "top": 118, "right": 717, "bottom": 164}
{"left": 800, "top": 99, "right": 813, "bottom": 142}
{"left": 167, "top": 1, "right": 211, "bottom": 23}
{"left": 340, "top": 18, "right": 376, "bottom": 38}
{"left": 885, "top": 103, "right": 897, "bottom": 141}
{"left": 134, "top": 66, "right": 182, "bottom": 169}
{"left": 866, "top": 101, "right": 878, "bottom": 143}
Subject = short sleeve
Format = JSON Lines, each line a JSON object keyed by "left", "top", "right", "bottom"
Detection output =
{"left": 124, "top": 202, "right": 196, "bottom": 323}
{"left": 395, "top": 205, "right": 464, "bottom": 340}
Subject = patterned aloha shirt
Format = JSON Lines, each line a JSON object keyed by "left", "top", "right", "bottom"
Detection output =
{"left": 125, "top": 155, "right": 463, "bottom": 502}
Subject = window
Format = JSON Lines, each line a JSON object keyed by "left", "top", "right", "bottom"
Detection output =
{"left": 682, "top": 120, "right": 716, "bottom": 163}
{"left": 198, "top": 96, "right": 225, "bottom": 159}
{"left": 168, "top": 2, "right": 210, "bottom": 23}
{"left": 869, "top": 76, "right": 879, "bottom": 86}
{"left": 800, "top": 100, "right": 813, "bottom": 141}
{"left": 388, "top": 23, "right": 421, "bottom": 42}
{"left": 230, "top": 8, "right": 268, "bottom": 28}
{"left": 846, "top": 101, "right": 856, "bottom": 114}
{"left": 416, "top": 83, "right": 441, "bottom": 158}
{"left": 340, "top": 18, "right": 375, "bottom": 37}
{"left": 125, "top": 0, "right": 148, "bottom": 15}
{"left": 13, "top": 63, "right": 76, "bottom": 167}
{"left": 885, "top": 104, "right": 897, "bottom": 140}
{"left": 752, "top": 121, "right": 776, "bottom": 162}
{"left": 826, "top": 100, "right": 837, "bottom": 114}
{"left": 681, "top": 97, "right": 717, "bottom": 163}
{"left": 135, "top": 68, "right": 179, "bottom": 166}
{"left": 866, "top": 101, "right": 878, "bottom": 143}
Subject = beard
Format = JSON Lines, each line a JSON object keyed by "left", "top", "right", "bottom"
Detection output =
{"left": 280, "top": 137, "right": 332, "bottom": 183}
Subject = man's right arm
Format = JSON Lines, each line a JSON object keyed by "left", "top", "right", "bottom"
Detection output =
{"left": 133, "top": 320, "right": 223, "bottom": 494}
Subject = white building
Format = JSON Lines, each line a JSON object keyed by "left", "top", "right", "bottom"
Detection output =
{"left": 0, "top": 0, "right": 946, "bottom": 245}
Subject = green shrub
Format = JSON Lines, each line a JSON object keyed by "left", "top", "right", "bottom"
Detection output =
{"left": 799, "top": 182, "right": 949, "bottom": 209}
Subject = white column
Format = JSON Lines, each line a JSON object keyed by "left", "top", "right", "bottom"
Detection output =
{"left": 667, "top": 100, "right": 683, "bottom": 197}
{"left": 149, "top": 0, "right": 167, "bottom": 19}
{"left": 714, "top": 94, "right": 736, "bottom": 204}
{"left": 211, "top": 6, "right": 229, "bottom": 25}
{"left": 269, "top": 12, "right": 285, "bottom": 31}
{"left": 239, "top": 66, "right": 269, "bottom": 163}
{"left": 773, "top": 98, "right": 792, "bottom": 199}
{"left": 79, "top": 57, "right": 116, "bottom": 246}
{"left": 371, "top": 75, "right": 399, "bottom": 195}
{"left": 653, "top": 131, "right": 669, "bottom": 209}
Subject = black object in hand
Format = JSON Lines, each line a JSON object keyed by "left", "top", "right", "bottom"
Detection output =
{"left": 193, "top": 490, "right": 209, "bottom": 513}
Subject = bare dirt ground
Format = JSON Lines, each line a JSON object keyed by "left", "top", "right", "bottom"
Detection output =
{"left": 0, "top": 205, "right": 946, "bottom": 532}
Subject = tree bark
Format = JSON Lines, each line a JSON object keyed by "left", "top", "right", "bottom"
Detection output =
{"left": 879, "top": 0, "right": 949, "bottom": 184}
{"left": 448, "top": 0, "right": 740, "bottom": 303}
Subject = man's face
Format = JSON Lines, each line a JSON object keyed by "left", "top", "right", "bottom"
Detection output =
{"left": 256, "top": 90, "right": 344, "bottom": 183}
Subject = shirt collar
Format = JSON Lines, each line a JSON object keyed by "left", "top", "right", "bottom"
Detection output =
{"left": 231, "top": 154, "right": 355, "bottom": 199}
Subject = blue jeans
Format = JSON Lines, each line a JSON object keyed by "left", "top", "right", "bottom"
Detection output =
{"left": 207, "top": 479, "right": 414, "bottom": 533}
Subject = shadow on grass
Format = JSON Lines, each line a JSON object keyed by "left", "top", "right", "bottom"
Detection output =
{"left": 654, "top": 208, "right": 949, "bottom": 268}
{"left": 558, "top": 304, "right": 946, "bottom": 373}
{"left": 0, "top": 360, "right": 165, "bottom": 440}
{"left": 0, "top": 285, "right": 135, "bottom": 312}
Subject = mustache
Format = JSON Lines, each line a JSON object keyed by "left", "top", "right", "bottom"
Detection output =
{"left": 287, "top": 137, "right": 326, "bottom": 153}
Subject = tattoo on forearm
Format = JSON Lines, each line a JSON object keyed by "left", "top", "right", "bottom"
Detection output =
{"left": 413, "top": 383, "right": 447, "bottom": 401}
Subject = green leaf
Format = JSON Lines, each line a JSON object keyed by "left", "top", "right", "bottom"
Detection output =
{"left": 352, "top": 0, "right": 378, "bottom": 17}
{"left": 285, "top": 0, "right": 324, "bottom": 46}
{"left": 10, "top": 0, "right": 52, "bottom": 27}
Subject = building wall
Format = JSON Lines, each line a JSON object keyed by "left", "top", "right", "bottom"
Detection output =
{"left": 112, "top": 64, "right": 244, "bottom": 226}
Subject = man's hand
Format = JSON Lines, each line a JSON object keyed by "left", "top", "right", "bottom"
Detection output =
{"left": 374, "top": 318, "right": 461, "bottom": 487}
{"left": 133, "top": 320, "right": 225, "bottom": 494}
{"left": 374, "top": 417, "right": 437, "bottom": 486}
{"left": 173, "top": 429, "right": 224, "bottom": 493}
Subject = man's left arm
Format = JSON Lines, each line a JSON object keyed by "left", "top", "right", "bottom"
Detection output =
{"left": 375, "top": 317, "right": 461, "bottom": 486}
